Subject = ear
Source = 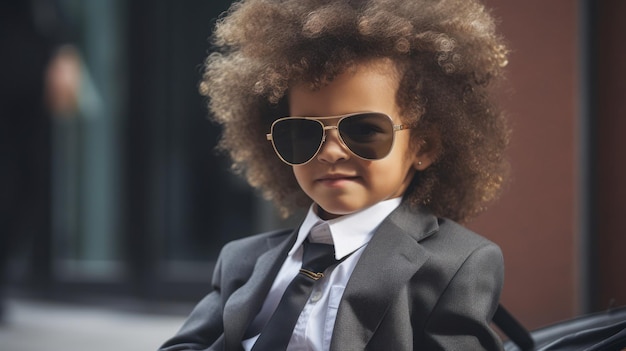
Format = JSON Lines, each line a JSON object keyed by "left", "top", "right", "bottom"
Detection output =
{"left": 412, "top": 140, "right": 436, "bottom": 171}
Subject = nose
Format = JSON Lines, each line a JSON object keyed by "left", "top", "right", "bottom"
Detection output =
{"left": 316, "top": 127, "right": 350, "bottom": 164}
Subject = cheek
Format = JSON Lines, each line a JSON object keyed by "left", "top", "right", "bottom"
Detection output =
{"left": 292, "top": 166, "right": 310, "bottom": 187}
{"left": 292, "top": 166, "right": 302, "bottom": 182}
{"left": 393, "top": 136, "right": 418, "bottom": 167}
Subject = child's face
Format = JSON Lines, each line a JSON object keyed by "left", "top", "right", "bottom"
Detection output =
{"left": 288, "top": 59, "right": 432, "bottom": 220}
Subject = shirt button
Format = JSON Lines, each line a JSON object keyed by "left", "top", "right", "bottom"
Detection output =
{"left": 310, "top": 291, "right": 322, "bottom": 302}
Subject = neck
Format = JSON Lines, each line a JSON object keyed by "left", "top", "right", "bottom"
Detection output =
{"left": 315, "top": 205, "right": 343, "bottom": 220}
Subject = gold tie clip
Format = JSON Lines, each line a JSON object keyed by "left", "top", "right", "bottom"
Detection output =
{"left": 299, "top": 269, "right": 325, "bottom": 280}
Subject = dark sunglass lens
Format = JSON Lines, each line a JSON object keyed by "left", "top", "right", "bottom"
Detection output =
{"left": 339, "top": 113, "right": 394, "bottom": 159}
{"left": 272, "top": 119, "right": 323, "bottom": 164}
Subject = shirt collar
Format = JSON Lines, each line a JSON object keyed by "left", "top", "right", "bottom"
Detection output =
{"left": 289, "top": 198, "right": 402, "bottom": 260}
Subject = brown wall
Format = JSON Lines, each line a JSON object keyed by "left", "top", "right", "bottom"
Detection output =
{"left": 470, "top": 0, "right": 580, "bottom": 329}
{"left": 468, "top": 0, "right": 626, "bottom": 330}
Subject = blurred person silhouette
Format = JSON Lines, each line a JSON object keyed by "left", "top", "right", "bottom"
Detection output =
{"left": 0, "top": 0, "right": 80, "bottom": 321}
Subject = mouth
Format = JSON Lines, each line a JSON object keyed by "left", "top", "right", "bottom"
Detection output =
{"left": 316, "top": 173, "right": 360, "bottom": 185}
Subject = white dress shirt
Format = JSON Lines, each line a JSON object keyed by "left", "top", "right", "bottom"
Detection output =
{"left": 242, "top": 197, "right": 402, "bottom": 351}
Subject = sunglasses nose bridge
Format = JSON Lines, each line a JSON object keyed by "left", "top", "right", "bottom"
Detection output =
{"left": 316, "top": 124, "right": 352, "bottom": 162}
{"left": 320, "top": 124, "right": 336, "bottom": 137}
{"left": 320, "top": 125, "right": 340, "bottom": 145}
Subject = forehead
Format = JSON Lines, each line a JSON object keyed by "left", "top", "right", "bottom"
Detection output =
{"left": 288, "top": 59, "right": 401, "bottom": 119}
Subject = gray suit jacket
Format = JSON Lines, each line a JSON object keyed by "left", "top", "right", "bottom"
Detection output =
{"left": 160, "top": 203, "right": 504, "bottom": 350}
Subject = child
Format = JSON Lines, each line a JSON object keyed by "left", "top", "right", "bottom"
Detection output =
{"left": 160, "top": 0, "right": 510, "bottom": 350}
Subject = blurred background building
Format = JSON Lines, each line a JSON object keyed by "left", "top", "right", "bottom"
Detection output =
{"left": 0, "top": 0, "right": 624, "bottom": 348}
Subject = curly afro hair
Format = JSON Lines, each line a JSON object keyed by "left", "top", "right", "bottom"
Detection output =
{"left": 200, "top": 0, "right": 510, "bottom": 223}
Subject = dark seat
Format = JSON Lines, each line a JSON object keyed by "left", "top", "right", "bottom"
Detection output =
{"left": 496, "top": 304, "right": 626, "bottom": 351}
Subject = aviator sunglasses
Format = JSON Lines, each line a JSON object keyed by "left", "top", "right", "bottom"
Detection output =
{"left": 266, "top": 112, "right": 413, "bottom": 165}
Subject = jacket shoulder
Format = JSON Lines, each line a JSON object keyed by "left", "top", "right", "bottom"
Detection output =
{"left": 222, "top": 228, "right": 293, "bottom": 251}
{"left": 413, "top": 216, "right": 503, "bottom": 288}
{"left": 431, "top": 217, "right": 501, "bottom": 253}
{"left": 219, "top": 228, "right": 294, "bottom": 265}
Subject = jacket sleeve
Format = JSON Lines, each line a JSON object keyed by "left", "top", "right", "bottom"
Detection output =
{"left": 159, "top": 253, "right": 227, "bottom": 351}
{"left": 422, "top": 242, "right": 504, "bottom": 351}
{"left": 158, "top": 229, "right": 292, "bottom": 351}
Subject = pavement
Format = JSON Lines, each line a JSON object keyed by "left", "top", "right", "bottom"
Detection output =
{"left": 0, "top": 298, "right": 188, "bottom": 351}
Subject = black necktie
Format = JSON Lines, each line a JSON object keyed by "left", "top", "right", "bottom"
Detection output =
{"left": 251, "top": 240, "right": 337, "bottom": 350}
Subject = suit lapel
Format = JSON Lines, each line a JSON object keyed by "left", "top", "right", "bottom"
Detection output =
{"left": 223, "top": 231, "right": 297, "bottom": 351}
{"left": 331, "top": 204, "right": 438, "bottom": 350}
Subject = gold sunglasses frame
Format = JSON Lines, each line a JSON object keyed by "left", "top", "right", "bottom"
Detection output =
{"left": 266, "top": 112, "right": 413, "bottom": 166}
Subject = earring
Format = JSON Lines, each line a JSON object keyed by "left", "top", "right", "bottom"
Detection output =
{"left": 417, "top": 161, "right": 423, "bottom": 166}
